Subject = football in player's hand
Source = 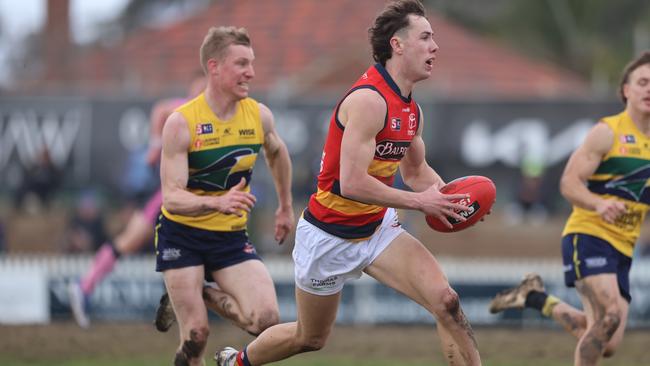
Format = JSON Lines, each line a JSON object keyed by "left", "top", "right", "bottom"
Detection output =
{"left": 426, "top": 175, "right": 496, "bottom": 233}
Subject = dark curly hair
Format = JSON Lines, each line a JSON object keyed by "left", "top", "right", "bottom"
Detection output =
{"left": 618, "top": 51, "right": 650, "bottom": 104}
{"left": 368, "top": 0, "right": 426, "bottom": 66}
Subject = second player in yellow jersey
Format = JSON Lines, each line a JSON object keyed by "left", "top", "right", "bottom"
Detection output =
{"left": 489, "top": 51, "right": 650, "bottom": 366}
{"left": 162, "top": 94, "right": 264, "bottom": 231}
{"left": 155, "top": 26, "right": 294, "bottom": 364}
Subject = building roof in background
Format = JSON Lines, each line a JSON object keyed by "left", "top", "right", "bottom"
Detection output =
{"left": 27, "top": 0, "right": 590, "bottom": 99}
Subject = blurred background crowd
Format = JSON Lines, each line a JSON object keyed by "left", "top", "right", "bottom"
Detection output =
{"left": 1, "top": 0, "right": 650, "bottom": 259}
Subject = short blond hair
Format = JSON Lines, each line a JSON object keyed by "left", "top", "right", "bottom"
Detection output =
{"left": 199, "top": 26, "right": 251, "bottom": 74}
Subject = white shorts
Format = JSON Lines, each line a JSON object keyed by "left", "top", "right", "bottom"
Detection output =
{"left": 293, "top": 208, "right": 405, "bottom": 296}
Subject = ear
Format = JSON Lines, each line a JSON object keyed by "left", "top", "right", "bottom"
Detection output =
{"left": 622, "top": 83, "right": 630, "bottom": 101}
{"left": 206, "top": 58, "right": 220, "bottom": 76}
{"left": 390, "top": 35, "right": 404, "bottom": 56}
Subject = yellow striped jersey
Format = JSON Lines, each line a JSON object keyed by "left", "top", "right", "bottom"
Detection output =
{"left": 162, "top": 93, "right": 264, "bottom": 231}
{"left": 562, "top": 111, "right": 650, "bottom": 257}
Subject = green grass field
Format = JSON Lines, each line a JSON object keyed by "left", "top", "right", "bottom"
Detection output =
{"left": 2, "top": 322, "right": 648, "bottom": 366}
{"left": 0, "top": 358, "right": 598, "bottom": 366}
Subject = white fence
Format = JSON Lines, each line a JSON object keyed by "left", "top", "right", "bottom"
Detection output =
{"left": 1, "top": 255, "right": 649, "bottom": 327}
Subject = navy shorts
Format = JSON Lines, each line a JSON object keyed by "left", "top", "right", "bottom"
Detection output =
{"left": 561, "top": 233, "right": 632, "bottom": 303}
{"left": 155, "top": 214, "right": 262, "bottom": 277}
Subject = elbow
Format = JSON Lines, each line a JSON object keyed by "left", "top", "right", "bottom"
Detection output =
{"left": 339, "top": 178, "right": 359, "bottom": 200}
{"left": 400, "top": 174, "right": 414, "bottom": 190}
{"left": 162, "top": 194, "right": 180, "bottom": 215}
{"left": 162, "top": 197, "right": 176, "bottom": 214}
{"left": 559, "top": 176, "right": 571, "bottom": 199}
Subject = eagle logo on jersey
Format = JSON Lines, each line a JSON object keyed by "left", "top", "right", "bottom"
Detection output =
{"left": 187, "top": 148, "right": 257, "bottom": 191}
{"left": 590, "top": 164, "right": 650, "bottom": 203}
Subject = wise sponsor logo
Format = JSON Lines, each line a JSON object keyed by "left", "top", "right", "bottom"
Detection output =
{"left": 239, "top": 128, "right": 255, "bottom": 137}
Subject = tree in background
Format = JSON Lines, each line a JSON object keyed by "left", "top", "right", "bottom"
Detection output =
{"left": 427, "top": 0, "right": 650, "bottom": 97}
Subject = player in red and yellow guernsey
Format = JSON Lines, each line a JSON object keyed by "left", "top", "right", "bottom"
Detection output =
{"left": 305, "top": 64, "right": 423, "bottom": 239}
{"left": 158, "top": 26, "right": 294, "bottom": 365}
{"left": 216, "top": 1, "right": 482, "bottom": 365}
{"left": 490, "top": 51, "right": 650, "bottom": 366}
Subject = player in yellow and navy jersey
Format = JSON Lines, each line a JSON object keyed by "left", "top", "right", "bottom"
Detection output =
{"left": 490, "top": 51, "right": 650, "bottom": 365}
{"left": 157, "top": 26, "right": 294, "bottom": 365}
{"left": 216, "top": 2, "right": 482, "bottom": 366}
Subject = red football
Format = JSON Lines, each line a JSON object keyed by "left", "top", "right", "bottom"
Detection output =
{"left": 426, "top": 175, "right": 496, "bottom": 233}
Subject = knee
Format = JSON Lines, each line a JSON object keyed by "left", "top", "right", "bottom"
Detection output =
{"left": 184, "top": 325, "right": 210, "bottom": 351}
{"left": 296, "top": 334, "right": 328, "bottom": 353}
{"left": 441, "top": 288, "right": 461, "bottom": 313}
{"left": 592, "top": 309, "right": 621, "bottom": 358}
{"left": 603, "top": 334, "right": 622, "bottom": 358}
{"left": 174, "top": 326, "right": 209, "bottom": 365}
{"left": 431, "top": 287, "right": 461, "bottom": 320}
{"left": 603, "top": 347, "right": 617, "bottom": 358}
{"left": 190, "top": 324, "right": 210, "bottom": 339}
{"left": 246, "top": 307, "right": 279, "bottom": 336}
{"left": 600, "top": 310, "right": 621, "bottom": 338}
{"left": 113, "top": 234, "right": 136, "bottom": 255}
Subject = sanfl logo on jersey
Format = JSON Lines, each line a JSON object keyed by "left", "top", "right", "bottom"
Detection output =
{"left": 620, "top": 134, "right": 636, "bottom": 144}
{"left": 390, "top": 117, "right": 401, "bottom": 131}
{"left": 196, "top": 123, "right": 213, "bottom": 135}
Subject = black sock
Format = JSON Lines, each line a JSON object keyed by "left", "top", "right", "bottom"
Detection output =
{"left": 524, "top": 290, "right": 548, "bottom": 312}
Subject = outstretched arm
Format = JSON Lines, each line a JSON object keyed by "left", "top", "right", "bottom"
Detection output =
{"left": 160, "top": 112, "right": 256, "bottom": 217}
{"left": 560, "top": 122, "right": 626, "bottom": 223}
{"left": 259, "top": 103, "right": 294, "bottom": 244}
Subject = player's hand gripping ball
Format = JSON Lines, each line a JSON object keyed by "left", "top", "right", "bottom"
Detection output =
{"left": 426, "top": 175, "right": 496, "bottom": 233}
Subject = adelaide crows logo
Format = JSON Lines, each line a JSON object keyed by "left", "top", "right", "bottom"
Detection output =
{"left": 589, "top": 164, "right": 650, "bottom": 203}
{"left": 187, "top": 148, "right": 258, "bottom": 191}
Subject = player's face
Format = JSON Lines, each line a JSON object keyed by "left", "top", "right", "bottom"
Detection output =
{"left": 400, "top": 15, "right": 438, "bottom": 82}
{"left": 624, "top": 64, "right": 650, "bottom": 115}
{"left": 215, "top": 44, "right": 255, "bottom": 99}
